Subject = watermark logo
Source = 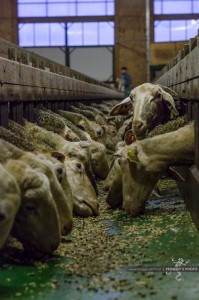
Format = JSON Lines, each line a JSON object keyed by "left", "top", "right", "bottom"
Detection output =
{"left": 166, "top": 257, "right": 191, "bottom": 281}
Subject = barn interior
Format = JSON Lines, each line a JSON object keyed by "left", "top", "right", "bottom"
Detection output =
{"left": 0, "top": 1, "right": 199, "bottom": 299}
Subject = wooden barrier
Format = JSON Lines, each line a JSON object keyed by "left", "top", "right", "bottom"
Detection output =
{"left": 0, "top": 38, "right": 123, "bottom": 128}
{"left": 154, "top": 30, "right": 199, "bottom": 232}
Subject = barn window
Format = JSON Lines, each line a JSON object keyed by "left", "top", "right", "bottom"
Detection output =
{"left": 18, "top": 21, "right": 114, "bottom": 46}
{"left": 18, "top": 0, "right": 114, "bottom": 17}
{"left": 154, "top": 0, "right": 199, "bottom": 42}
{"left": 154, "top": 0, "right": 199, "bottom": 14}
{"left": 155, "top": 19, "right": 199, "bottom": 42}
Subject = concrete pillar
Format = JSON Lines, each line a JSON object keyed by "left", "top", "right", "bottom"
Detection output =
{"left": 0, "top": 0, "right": 18, "bottom": 44}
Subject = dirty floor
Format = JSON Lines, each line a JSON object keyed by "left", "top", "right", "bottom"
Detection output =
{"left": 0, "top": 180, "right": 199, "bottom": 300}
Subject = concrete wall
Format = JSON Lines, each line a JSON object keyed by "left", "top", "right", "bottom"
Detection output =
{"left": 151, "top": 42, "right": 186, "bottom": 65}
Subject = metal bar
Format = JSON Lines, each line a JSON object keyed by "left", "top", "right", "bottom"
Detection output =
{"left": 0, "top": 102, "right": 8, "bottom": 128}
{"left": 146, "top": 0, "right": 150, "bottom": 82}
{"left": 18, "top": 16, "right": 114, "bottom": 23}
{"left": 154, "top": 14, "right": 199, "bottom": 20}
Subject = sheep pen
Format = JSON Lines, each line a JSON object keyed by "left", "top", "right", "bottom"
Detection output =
{"left": 0, "top": 36, "right": 199, "bottom": 300}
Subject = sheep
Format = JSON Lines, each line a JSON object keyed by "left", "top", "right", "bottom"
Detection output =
{"left": 34, "top": 108, "right": 68, "bottom": 137}
{"left": 62, "top": 157, "right": 99, "bottom": 217}
{"left": 115, "top": 123, "right": 194, "bottom": 216}
{"left": 0, "top": 139, "right": 73, "bottom": 236}
{"left": 0, "top": 125, "right": 36, "bottom": 152}
{"left": 109, "top": 83, "right": 187, "bottom": 140}
{"left": 58, "top": 110, "right": 97, "bottom": 140}
{"left": 21, "top": 120, "right": 98, "bottom": 195}
{"left": 105, "top": 116, "right": 191, "bottom": 211}
{"left": 23, "top": 120, "right": 109, "bottom": 187}
{"left": 0, "top": 163, "right": 21, "bottom": 249}
{"left": 65, "top": 105, "right": 96, "bottom": 121}
{"left": 98, "top": 124, "right": 118, "bottom": 151}
{"left": 39, "top": 151, "right": 99, "bottom": 217}
{"left": 60, "top": 117, "right": 89, "bottom": 141}
{"left": 88, "top": 141, "right": 109, "bottom": 179}
{"left": 39, "top": 109, "right": 80, "bottom": 142}
{"left": 8, "top": 121, "right": 54, "bottom": 153}
{"left": 4, "top": 159, "right": 61, "bottom": 256}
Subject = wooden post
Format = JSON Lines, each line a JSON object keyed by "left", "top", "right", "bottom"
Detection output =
{"left": 10, "top": 102, "right": 23, "bottom": 125}
{"left": 0, "top": 102, "right": 8, "bottom": 128}
{"left": 194, "top": 101, "right": 199, "bottom": 167}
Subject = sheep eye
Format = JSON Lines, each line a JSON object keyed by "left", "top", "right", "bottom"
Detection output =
{"left": 57, "top": 167, "right": 63, "bottom": 174}
{"left": 76, "top": 163, "right": 81, "bottom": 169}
{"left": 156, "top": 92, "right": 162, "bottom": 98}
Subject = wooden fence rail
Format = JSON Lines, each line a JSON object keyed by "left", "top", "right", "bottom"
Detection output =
{"left": 154, "top": 30, "right": 199, "bottom": 232}
{"left": 0, "top": 38, "right": 123, "bottom": 128}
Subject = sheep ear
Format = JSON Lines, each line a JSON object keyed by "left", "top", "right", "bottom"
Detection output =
{"left": 77, "top": 120, "right": 86, "bottom": 130}
{"left": 114, "top": 146, "right": 128, "bottom": 159}
{"left": 109, "top": 97, "right": 132, "bottom": 116}
{"left": 107, "top": 116, "right": 115, "bottom": 123}
{"left": 124, "top": 130, "right": 136, "bottom": 145}
{"left": 161, "top": 90, "right": 179, "bottom": 117}
{"left": 51, "top": 151, "right": 65, "bottom": 163}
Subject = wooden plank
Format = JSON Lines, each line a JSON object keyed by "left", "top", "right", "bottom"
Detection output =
{"left": 10, "top": 102, "right": 23, "bottom": 125}
{"left": 23, "top": 102, "right": 34, "bottom": 123}
{"left": 154, "top": 35, "right": 199, "bottom": 233}
{"left": 0, "top": 37, "right": 111, "bottom": 88}
{"left": 0, "top": 57, "right": 123, "bottom": 102}
{"left": 0, "top": 102, "right": 8, "bottom": 128}
{"left": 194, "top": 102, "right": 199, "bottom": 167}
{"left": 176, "top": 165, "right": 199, "bottom": 232}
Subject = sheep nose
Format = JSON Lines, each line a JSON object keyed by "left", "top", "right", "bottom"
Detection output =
{"left": 62, "top": 223, "right": 73, "bottom": 235}
{"left": 0, "top": 212, "right": 6, "bottom": 222}
{"left": 133, "top": 120, "right": 144, "bottom": 129}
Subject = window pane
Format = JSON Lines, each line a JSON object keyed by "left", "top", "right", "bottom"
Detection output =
{"left": 193, "top": 1, "right": 199, "bottom": 13}
{"left": 67, "top": 23, "right": 83, "bottom": 46}
{"left": 18, "top": 23, "right": 34, "bottom": 47}
{"left": 78, "top": 3, "right": 106, "bottom": 16}
{"left": 163, "top": 1, "right": 192, "bottom": 14}
{"left": 83, "top": 22, "right": 98, "bottom": 45}
{"left": 155, "top": 20, "right": 170, "bottom": 42}
{"left": 50, "top": 23, "right": 65, "bottom": 46}
{"left": 99, "top": 22, "right": 114, "bottom": 45}
{"left": 18, "top": 4, "right": 46, "bottom": 17}
{"left": 107, "top": 2, "right": 114, "bottom": 15}
{"left": 35, "top": 23, "right": 50, "bottom": 46}
{"left": 171, "top": 20, "right": 186, "bottom": 41}
{"left": 154, "top": 1, "right": 162, "bottom": 14}
{"left": 48, "top": 3, "right": 76, "bottom": 16}
{"left": 187, "top": 19, "right": 199, "bottom": 39}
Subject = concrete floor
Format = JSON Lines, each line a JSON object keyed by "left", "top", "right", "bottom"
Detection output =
{"left": 0, "top": 180, "right": 199, "bottom": 300}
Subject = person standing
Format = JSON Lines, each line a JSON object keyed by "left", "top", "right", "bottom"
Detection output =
{"left": 118, "top": 67, "right": 132, "bottom": 97}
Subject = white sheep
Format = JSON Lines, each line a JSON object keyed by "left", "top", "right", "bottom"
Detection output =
{"left": 0, "top": 163, "right": 21, "bottom": 249}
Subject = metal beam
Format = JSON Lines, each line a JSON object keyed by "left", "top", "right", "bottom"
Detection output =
{"left": 18, "top": 16, "right": 114, "bottom": 23}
